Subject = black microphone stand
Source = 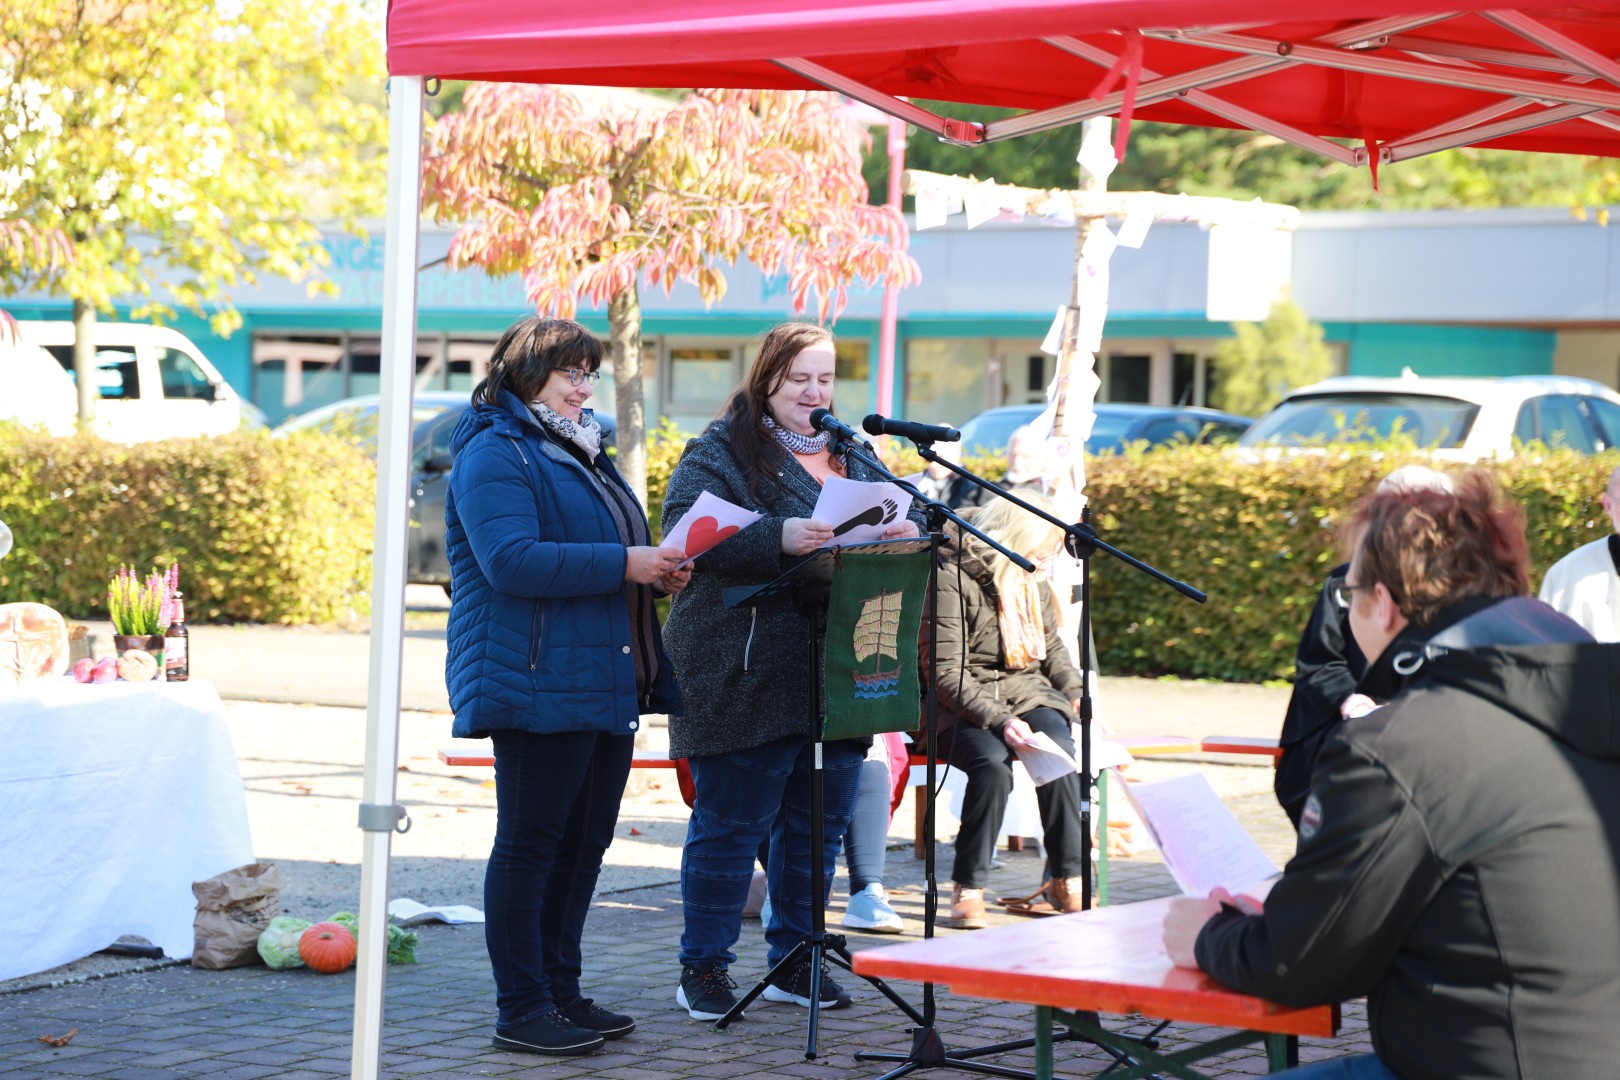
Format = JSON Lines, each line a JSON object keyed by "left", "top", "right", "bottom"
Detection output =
{"left": 911, "top": 444, "right": 1205, "bottom": 914}
{"left": 843, "top": 435, "right": 1204, "bottom": 1079}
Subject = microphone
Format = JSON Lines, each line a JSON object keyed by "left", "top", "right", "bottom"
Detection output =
{"left": 808, "top": 408, "right": 871, "bottom": 448}
{"left": 862, "top": 414, "right": 962, "bottom": 443}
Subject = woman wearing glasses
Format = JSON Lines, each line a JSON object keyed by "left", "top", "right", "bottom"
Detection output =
{"left": 1274, "top": 464, "right": 1455, "bottom": 828}
{"left": 444, "top": 316, "right": 687, "bottom": 1057}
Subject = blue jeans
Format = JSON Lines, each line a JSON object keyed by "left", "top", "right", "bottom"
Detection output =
{"left": 485, "top": 728, "right": 633, "bottom": 1028}
{"left": 680, "top": 736, "right": 865, "bottom": 969}
{"left": 1275, "top": 1054, "right": 1400, "bottom": 1079}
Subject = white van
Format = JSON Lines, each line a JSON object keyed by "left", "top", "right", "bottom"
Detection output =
{"left": 0, "top": 320, "right": 242, "bottom": 441}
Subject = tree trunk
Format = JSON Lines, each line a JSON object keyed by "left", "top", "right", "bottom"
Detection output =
{"left": 72, "top": 298, "right": 97, "bottom": 431}
{"left": 608, "top": 286, "right": 647, "bottom": 506}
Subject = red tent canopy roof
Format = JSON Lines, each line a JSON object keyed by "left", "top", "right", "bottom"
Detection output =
{"left": 387, "top": 1, "right": 1620, "bottom": 161}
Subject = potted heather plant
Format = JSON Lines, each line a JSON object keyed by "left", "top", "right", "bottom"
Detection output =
{"left": 107, "top": 564, "right": 176, "bottom": 674}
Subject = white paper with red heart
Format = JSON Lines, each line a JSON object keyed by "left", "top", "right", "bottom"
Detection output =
{"left": 810, "top": 475, "right": 914, "bottom": 548}
{"left": 663, "top": 491, "right": 763, "bottom": 567}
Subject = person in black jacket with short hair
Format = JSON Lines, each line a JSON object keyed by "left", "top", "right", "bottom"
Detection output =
{"left": 1274, "top": 466, "right": 1454, "bottom": 828}
{"left": 1165, "top": 469, "right": 1620, "bottom": 1080}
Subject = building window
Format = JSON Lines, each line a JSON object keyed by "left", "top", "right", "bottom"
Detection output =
{"left": 669, "top": 347, "right": 736, "bottom": 406}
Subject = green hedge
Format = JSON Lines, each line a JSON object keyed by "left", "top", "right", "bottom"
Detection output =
{"left": 650, "top": 431, "right": 1618, "bottom": 681}
{"left": 0, "top": 425, "right": 376, "bottom": 623}
{"left": 1080, "top": 446, "right": 1619, "bottom": 682}
{"left": 7, "top": 420, "right": 1610, "bottom": 680}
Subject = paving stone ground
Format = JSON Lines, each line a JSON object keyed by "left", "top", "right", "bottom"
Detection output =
{"left": 2, "top": 754, "right": 1372, "bottom": 1078}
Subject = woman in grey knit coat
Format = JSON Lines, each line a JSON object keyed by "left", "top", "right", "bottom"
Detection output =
{"left": 661, "top": 322, "right": 923, "bottom": 1022}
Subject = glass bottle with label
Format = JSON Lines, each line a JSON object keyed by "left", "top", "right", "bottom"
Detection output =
{"left": 164, "top": 591, "right": 190, "bottom": 682}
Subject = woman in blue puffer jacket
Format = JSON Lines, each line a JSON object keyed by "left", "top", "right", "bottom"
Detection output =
{"left": 444, "top": 316, "right": 686, "bottom": 1058}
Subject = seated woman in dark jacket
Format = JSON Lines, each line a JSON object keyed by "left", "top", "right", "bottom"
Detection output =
{"left": 922, "top": 492, "right": 1088, "bottom": 929}
{"left": 444, "top": 316, "right": 686, "bottom": 1057}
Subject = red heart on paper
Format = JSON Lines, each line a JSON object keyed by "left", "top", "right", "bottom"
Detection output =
{"left": 686, "top": 515, "right": 740, "bottom": 557}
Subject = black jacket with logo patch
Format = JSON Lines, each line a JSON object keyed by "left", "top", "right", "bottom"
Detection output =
{"left": 1198, "top": 595, "right": 1620, "bottom": 1080}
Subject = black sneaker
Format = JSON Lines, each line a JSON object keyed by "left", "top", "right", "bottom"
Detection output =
{"left": 492, "top": 1009, "right": 606, "bottom": 1056}
{"left": 561, "top": 998, "right": 635, "bottom": 1040}
{"left": 762, "top": 957, "right": 852, "bottom": 1009}
{"left": 677, "top": 963, "right": 743, "bottom": 1021}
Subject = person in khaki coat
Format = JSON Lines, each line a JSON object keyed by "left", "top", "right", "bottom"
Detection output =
{"left": 920, "top": 493, "right": 1088, "bottom": 928}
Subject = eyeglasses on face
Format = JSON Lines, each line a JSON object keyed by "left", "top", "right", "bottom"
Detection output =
{"left": 1332, "top": 583, "right": 1372, "bottom": 610}
{"left": 559, "top": 367, "right": 602, "bottom": 386}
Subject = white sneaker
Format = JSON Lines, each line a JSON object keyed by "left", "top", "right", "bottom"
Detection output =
{"left": 842, "top": 883, "right": 906, "bottom": 933}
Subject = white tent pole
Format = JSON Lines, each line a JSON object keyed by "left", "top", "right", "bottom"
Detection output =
{"left": 351, "top": 73, "right": 424, "bottom": 1080}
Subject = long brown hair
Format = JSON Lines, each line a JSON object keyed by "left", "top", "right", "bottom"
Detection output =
{"left": 715, "top": 322, "right": 835, "bottom": 504}
{"left": 472, "top": 316, "right": 601, "bottom": 408}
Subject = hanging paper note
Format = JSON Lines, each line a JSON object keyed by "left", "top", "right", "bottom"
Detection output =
{"left": 1116, "top": 211, "right": 1153, "bottom": 249}
{"left": 1080, "top": 222, "right": 1118, "bottom": 266}
{"left": 1040, "top": 306, "right": 1067, "bottom": 356}
{"left": 1036, "top": 194, "right": 1075, "bottom": 228}
{"left": 964, "top": 182, "right": 1002, "bottom": 229}
{"left": 915, "top": 187, "right": 949, "bottom": 231}
{"left": 662, "top": 491, "right": 762, "bottom": 567}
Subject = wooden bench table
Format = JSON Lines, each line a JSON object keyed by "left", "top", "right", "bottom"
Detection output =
{"left": 852, "top": 895, "right": 1338, "bottom": 1080}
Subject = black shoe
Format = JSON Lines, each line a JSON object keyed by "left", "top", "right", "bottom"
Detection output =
{"left": 762, "top": 957, "right": 852, "bottom": 1009}
{"left": 561, "top": 998, "right": 635, "bottom": 1040}
{"left": 492, "top": 1009, "right": 606, "bottom": 1056}
{"left": 677, "top": 963, "right": 743, "bottom": 1021}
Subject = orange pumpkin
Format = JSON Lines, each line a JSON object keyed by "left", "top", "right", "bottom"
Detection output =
{"left": 298, "top": 922, "right": 357, "bottom": 974}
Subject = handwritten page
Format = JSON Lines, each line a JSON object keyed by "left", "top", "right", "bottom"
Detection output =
{"left": 811, "top": 475, "right": 913, "bottom": 547}
{"left": 1121, "top": 772, "right": 1279, "bottom": 897}
{"left": 662, "top": 490, "right": 762, "bottom": 567}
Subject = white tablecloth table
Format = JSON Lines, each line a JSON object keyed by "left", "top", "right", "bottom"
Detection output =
{"left": 0, "top": 679, "right": 255, "bottom": 981}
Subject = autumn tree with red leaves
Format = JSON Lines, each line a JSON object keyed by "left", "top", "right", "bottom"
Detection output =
{"left": 421, "top": 85, "right": 919, "bottom": 502}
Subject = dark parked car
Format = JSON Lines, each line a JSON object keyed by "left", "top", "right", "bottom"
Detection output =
{"left": 956, "top": 402, "right": 1252, "bottom": 456}
{"left": 273, "top": 393, "right": 617, "bottom": 591}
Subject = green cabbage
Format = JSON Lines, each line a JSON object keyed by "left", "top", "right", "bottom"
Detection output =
{"left": 322, "top": 911, "right": 417, "bottom": 964}
{"left": 387, "top": 922, "right": 418, "bottom": 965}
{"left": 256, "top": 915, "right": 312, "bottom": 969}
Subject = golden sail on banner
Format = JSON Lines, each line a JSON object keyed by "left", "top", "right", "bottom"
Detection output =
{"left": 851, "top": 590, "right": 903, "bottom": 699}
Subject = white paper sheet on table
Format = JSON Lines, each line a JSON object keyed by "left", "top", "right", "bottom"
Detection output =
{"left": 662, "top": 490, "right": 762, "bottom": 568}
{"left": 387, "top": 898, "right": 486, "bottom": 926}
{"left": 1121, "top": 772, "right": 1279, "bottom": 897}
{"left": 811, "top": 475, "right": 912, "bottom": 547}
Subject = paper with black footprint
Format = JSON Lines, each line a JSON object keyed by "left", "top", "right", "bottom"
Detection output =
{"left": 811, "top": 475, "right": 913, "bottom": 548}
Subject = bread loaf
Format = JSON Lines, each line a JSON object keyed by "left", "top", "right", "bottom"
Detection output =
{"left": 0, "top": 602, "right": 71, "bottom": 684}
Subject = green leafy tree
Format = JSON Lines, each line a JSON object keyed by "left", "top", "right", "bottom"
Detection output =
{"left": 421, "top": 85, "right": 919, "bottom": 502}
{"left": 866, "top": 108, "right": 1620, "bottom": 211}
{"left": 1209, "top": 296, "right": 1334, "bottom": 418}
{"left": 0, "top": 0, "right": 386, "bottom": 425}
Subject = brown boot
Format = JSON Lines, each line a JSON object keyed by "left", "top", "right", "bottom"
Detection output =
{"left": 945, "top": 883, "right": 988, "bottom": 929}
{"left": 1048, "top": 876, "right": 1087, "bottom": 914}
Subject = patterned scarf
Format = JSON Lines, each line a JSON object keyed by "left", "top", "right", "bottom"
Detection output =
{"left": 763, "top": 413, "right": 830, "bottom": 455}
{"left": 530, "top": 400, "right": 603, "bottom": 458}
{"left": 998, "top": 575, "right": 1047, "bottom": 669}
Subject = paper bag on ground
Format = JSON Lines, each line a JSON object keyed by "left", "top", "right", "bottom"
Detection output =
{"left": 1121, "top": 772, "right": 1279, "bottom": 897}
{"left": 191, "top": 861, "right": 282, "bottom": 969}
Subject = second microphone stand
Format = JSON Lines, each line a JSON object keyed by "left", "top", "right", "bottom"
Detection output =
{"left": 841, "top": 431, "right": 1206, "bottom": 1080}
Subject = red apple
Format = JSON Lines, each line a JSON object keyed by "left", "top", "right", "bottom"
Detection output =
{"left": 72, "top": 657, "right": 95, "bottom": 683}
{"left": 91, "top": 656, "right": 118, "bottom": 684}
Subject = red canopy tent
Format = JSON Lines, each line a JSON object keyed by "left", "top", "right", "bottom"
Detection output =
{"left": 358, "top": 3, "right": 1620, "bottom": 1075}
